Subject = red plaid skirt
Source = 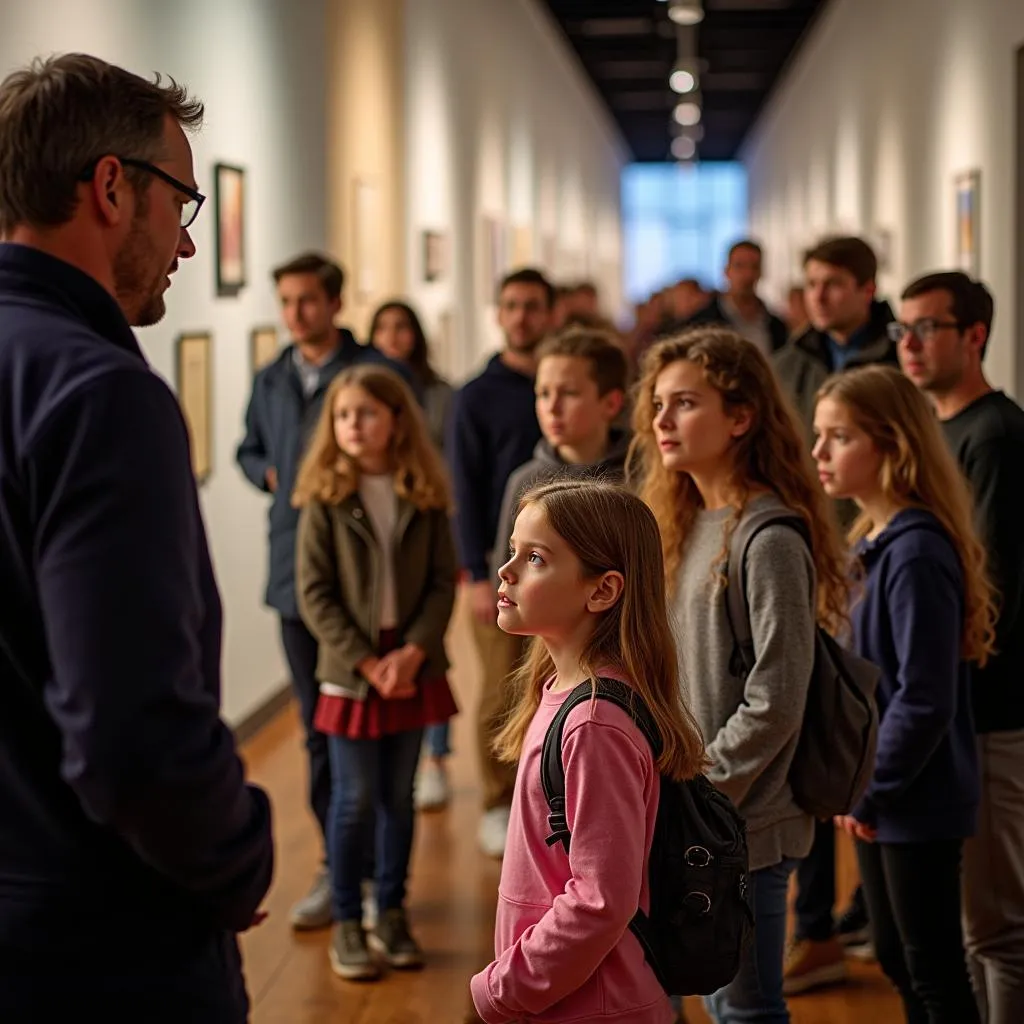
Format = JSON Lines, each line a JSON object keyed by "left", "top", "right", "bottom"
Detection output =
{"left": 313, "top": 629, "right": 458, "bottom": 740}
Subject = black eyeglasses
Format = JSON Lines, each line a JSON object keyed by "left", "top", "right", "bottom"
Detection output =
{"left": 886, "top": 318, "right": 963, "bottom": 344}
{"left": 78, "top": 156, "right": 205, "bottom": 228}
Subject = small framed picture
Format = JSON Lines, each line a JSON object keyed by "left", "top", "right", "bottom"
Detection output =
{"left": 175, "top": 331, "right": 213, "bottom": 485}
{"left": 954, "top": 170, "right": 980, "bottom": 276}
{"left": 423, "top": 229, "right": 447, "bottom": 283}
{"left": 353, "top": 178, "right": 380, "bottom": 303}
{"left": 214, "top": 163, "right": 246, "bottom": 296}
{"left": 250, "top": 324, "right": 279, "bottom": 374}
{"left": 479, "top": 216, "right": 506, "bottom": 305}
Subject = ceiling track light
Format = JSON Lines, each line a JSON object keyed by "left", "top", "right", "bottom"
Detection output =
{"left": 670, "top": 63, "right": 699, "bottom": 94}
{"left": 668, "top": 0, "right": 705, "bottom": 26}
{"left": 671, "top": 122, "right": 705, "bottom": 143}
{"left": 671, "top": 135, "right": 698, "bottom": 161}
{"left": 673, "top": 98, "right": 702, "bottom": 127}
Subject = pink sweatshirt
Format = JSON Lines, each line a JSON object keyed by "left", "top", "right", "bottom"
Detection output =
{"left": 470, "top": 676, "right": 673, "bottom": 1024}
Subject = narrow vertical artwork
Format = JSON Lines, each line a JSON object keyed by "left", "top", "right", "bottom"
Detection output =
{"left": 215, "top": 164, "right": 246, "bottom": 296}
{"left": 954, "top": 170, "right": 980, "bottom": 276}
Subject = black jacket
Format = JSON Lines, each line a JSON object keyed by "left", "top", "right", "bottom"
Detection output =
{"left": 683, "top": 294, "right": 789, "bottom": 353}
{"left": 0, "top": 245, "right": 273, "bottom": 963}
{"left": 773, "top": 299, "right": 898, "bottom": 441}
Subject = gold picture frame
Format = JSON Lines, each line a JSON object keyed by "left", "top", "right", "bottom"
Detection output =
{"left": 175, "top": 331, "right": 213, "bottom": 485}
{"left": 250, "top": 324, "right": 279, "bottom": 375}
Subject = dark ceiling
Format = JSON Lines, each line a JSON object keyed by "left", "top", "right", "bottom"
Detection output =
{"left": 539, "top": 0, "right": 829, "bottom": 162}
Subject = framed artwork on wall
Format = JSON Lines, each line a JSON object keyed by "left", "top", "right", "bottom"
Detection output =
{"left": 541, "top": 233, "right": 558, "bottom": 278}
{"left": 422, "top": 229, "right": 447, "bottom": 283}
{"left": 175, "top": 331, "right": 213, "bottom": 485}
{"left": 250, "top": 324, "right": 279, "bottom": 375}
{"left": 353, "top": 178, "right": 380, "bottom": 303}
{"left": 214, "top": 163, "right": 246, "bottom": 296}
{"left": 512, "top": 225, "right": 533, "bottom": 268}
{"left": 955, "top": 170, "right": 980, "bottom": 276}
{"left": 479, "top": 216, "right": 506, "bottom": 305}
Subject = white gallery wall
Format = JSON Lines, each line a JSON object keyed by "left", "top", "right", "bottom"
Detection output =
{"left": 1, "top": 0, "right": 329, "bottom": 723}
{"left": 404, "top": 0, "right": 630, "bottom": 381}
{"left": 743, "top": 0, "right": 1024, "bottom": 396}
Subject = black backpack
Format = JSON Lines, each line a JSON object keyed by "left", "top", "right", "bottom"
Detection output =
{"left": 541, "top": 677, "right": 753, "bottom": 997}
{"left": 724, "top": 508, "right": 880, "bottom": 819}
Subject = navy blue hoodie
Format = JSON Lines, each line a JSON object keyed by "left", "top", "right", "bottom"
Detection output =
{"left": 448, "top": 354, "right": 541, "bottom": 581}
{"left": 851, "top": 509, "right": 979, "bottom": 842}
{"left": 0, "top": 245, "right": 273, "bottom": 965}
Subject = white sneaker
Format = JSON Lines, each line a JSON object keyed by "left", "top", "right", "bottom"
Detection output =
{"left": 290, "top": 867, "right": 332, "bottom": 930}
{"left": 361, "top": 878, "right": 378, "bottom": 930}
{"left": 478, "top": 806, "right": 511, "bottom": 859}
{"left": 846, "top": 940, "right": 877, "bottom": 962}
{"left": 415, "top": 760, "right": 450, "bottom": 811}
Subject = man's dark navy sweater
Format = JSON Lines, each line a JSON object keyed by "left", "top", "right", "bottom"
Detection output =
{"left": 449, "top": 354, "right": 541, "bottom": 582}
{"left": 850, "top": 509, "right": 979, "bottom": 842}
{"left": 0, "top": 245, "right": 273, "bottom": 960}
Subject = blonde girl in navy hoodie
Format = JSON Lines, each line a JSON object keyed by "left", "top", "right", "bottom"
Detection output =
{"left": 813, "top": 364, "right": 997, "bottom": 1024}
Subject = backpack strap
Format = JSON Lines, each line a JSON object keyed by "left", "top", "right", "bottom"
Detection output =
{"left": 540, "top": 677, "right": 662, "bottom": 854}
{"left": 724, "top": 508, "right": 809, "bottom": 679}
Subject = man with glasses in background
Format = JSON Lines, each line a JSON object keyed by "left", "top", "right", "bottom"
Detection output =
{"left": 0, "top": 54, "right": 272, "bottom": 1020}
{"left": 897, "top": 272, "right": 1024, "bottom": 1024}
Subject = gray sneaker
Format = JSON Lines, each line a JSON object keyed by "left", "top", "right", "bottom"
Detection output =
{"left": 368, "top": 908, "right": 424, "bottom": 969}
{"left": 329, "top": 920, "right": 381, "bottom": 981}
{"left": 289, "top": 867, "right": 332, "bottom": 931}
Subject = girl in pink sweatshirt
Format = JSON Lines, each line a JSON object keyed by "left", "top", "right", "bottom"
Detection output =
{"left": 468, "top": 480, "right": 708, "bottom": 1024}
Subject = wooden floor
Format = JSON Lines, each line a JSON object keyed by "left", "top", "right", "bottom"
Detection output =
{"left": 239, "top": 590, "right": 903, "bottom": 1023}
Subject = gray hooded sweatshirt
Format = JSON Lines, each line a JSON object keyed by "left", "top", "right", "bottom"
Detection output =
{"left": 489, "top": 427, "right": 632, "bottom": 584}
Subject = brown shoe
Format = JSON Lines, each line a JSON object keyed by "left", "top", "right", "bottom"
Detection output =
{"left": 368, "top": 908, "right": 424, "bottom": 970}
{"left": 329, "top": 920, "right": 381, "bottom": 981}
{"left": 783, "top": 937, "right": 847, "bottom": 995}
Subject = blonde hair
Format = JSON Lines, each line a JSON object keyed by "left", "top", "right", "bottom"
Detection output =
{"left": 493, "top": 480, "right": 709, "bottom": 781}
{"left": 817, "top": 365, "right": 997, "bottom": 665}
{"left": 629, "top": 328, "right": 850, "bottom": 632}
{"left": 292, "top": 364, "right": 449, "bottom": 511}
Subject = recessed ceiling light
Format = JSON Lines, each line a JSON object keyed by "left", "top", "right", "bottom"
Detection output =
{"left": 668, "top": 0, "right": 705, "bottom": 26}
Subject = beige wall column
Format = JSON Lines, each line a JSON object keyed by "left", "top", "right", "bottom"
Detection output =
{"left": 326, "top": 0, "right": 407, "bottom": 339}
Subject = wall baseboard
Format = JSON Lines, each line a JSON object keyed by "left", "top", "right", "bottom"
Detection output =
{"left": 233, "top": 682, "right": 294, "bottom": 745}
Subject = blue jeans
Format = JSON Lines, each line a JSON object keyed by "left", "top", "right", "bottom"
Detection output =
{"left": 424, "top": 721, "right": 451, "bottom": 758}
{"left": 704, "top": 858, "right": 798, "bottom": 1024}
{"left": 327, "top": 728, "right": 424, "bottom": 921}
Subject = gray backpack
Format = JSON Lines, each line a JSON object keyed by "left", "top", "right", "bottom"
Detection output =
{"left": 724, "top": 508, "right": 880, "bottom": 820}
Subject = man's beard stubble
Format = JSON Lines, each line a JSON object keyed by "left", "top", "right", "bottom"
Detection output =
{"left": 113, "top": 196, "right": 168, "bottom": 328}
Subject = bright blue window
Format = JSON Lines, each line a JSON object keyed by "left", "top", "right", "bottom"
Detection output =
{"left": 622, "top": 162, "right": 749, "bottom": 304}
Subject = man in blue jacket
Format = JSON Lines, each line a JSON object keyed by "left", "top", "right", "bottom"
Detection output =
{"left": 237, "top": 251, "right": 408, "bottom": 930}
{"left": 0, "top": 54, "right": 272, "bottom": 1020}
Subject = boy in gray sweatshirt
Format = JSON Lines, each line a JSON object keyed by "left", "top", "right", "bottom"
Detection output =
{"left": 491, "top": 328, "right": 631, "bottom": 583}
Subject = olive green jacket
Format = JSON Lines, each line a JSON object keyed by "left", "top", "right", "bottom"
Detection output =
{"left": 296, "top": 494, "right": 456, "bottom": 697}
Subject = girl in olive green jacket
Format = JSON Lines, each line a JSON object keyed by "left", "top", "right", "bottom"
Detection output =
{"left": 294, "top": 364, "right": 457, "bottom": 981}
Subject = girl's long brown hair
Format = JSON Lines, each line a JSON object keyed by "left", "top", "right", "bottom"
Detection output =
{"left": 629, "top": 328, "right": 850, "bottom": 632}
{"left": 492, "top": 480, "right": 709, "bottom": 782}
{"left": 817, "top": 365, "right": 997, "bottom": 665}
{"left": 292, "top": 364, "right": 449, "bottom": 511}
